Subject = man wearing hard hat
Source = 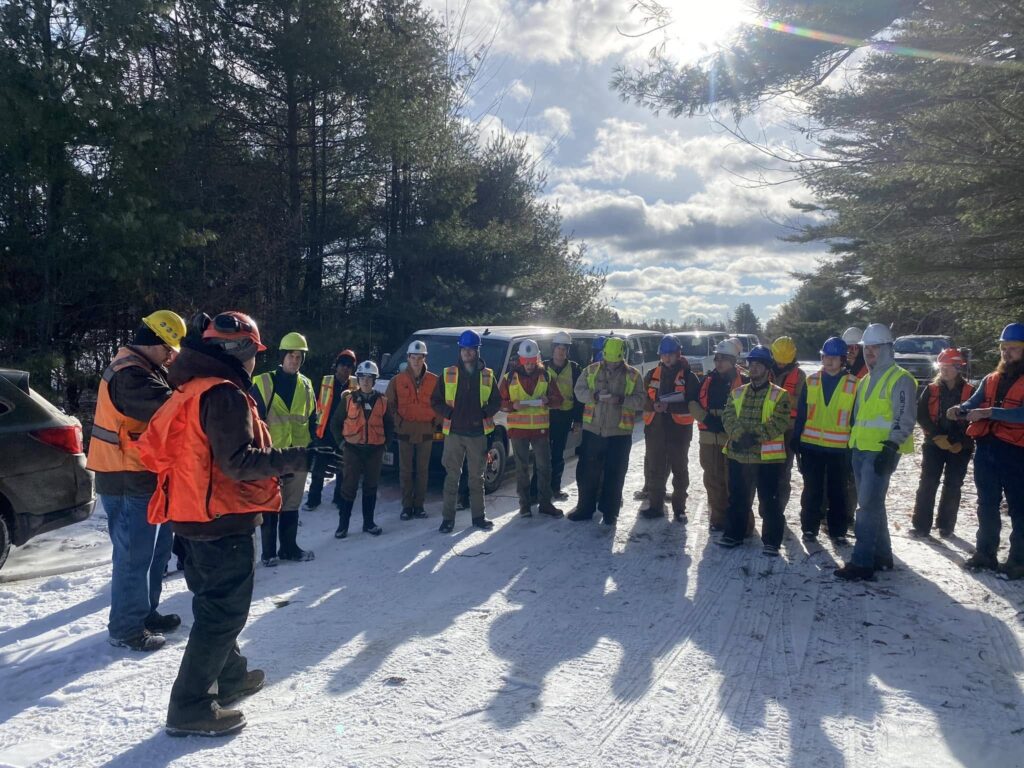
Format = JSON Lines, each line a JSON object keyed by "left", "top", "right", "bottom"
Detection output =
{"left": 88, "top": 310, "right": 186, "bottom": 653}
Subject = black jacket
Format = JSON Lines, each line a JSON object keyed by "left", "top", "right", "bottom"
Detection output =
{"left": 430, "top": 359, "right": 502, "bottom": 436}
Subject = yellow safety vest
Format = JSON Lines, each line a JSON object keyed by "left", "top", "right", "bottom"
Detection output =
{"left": 507, "top": 371, "right": 550, "bottom": 431}
{"left": 442, "top": 366, "right": 495, "bottom": 436}
{"left": 581, "top": 364, "right": 640, "bottom": 431}
{"left": 549, "top": 362, "right": 576, "bottom": 412}
{"left": 254, "top": 371, "right": 315, "bottom": 448}
{"left": 801, "top": 371, "right": 857, "bottom": 449}
{"left": 724, "top": 384, "right": 786, "bottom": 462}
{"left": 849, "top": 365, "right": 915, "bottom": 454}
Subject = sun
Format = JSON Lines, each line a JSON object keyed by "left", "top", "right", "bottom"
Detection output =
{"left": 636, "top": 0, "right": 752, "bottom": 64}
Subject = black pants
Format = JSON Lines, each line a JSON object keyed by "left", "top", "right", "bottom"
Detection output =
{"left": 260, "top": 510, "right": 300, "bottom": 560}
{"left": 530, "top": 410, "right": 574, "bottom": 496}
{"left": 646, "top": 419, "right": 692, "bottom": 512}
{"left": 339, "top": 443, "right": 384, "bottom": 528}
{"left": 912, "top": 441, "right": 972, "bottom": 535}
{"left": 800, "top": 449, "right": 850, "bottom": 538}
{"left": 974, "top": 438, "right": 1024, "bottom": 561}
{"left": 576, "top": 431, "right": 632, "bottom": 522}
{"left": 306, "top": 447, "right": 341, "bottom": 507}
{"left": 726, "top": 459, "right": 784, "bottom": 547}
{"left": 167, "top": 534, "right": 255, "bottom": 723}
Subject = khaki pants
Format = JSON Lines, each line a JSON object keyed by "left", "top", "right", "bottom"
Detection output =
{"left": 280, "top": 471, "right": 308, "bottom": 511}
{"left": 513, "top": 435, "right": 551, "bottom": 506}
{"left": 645, "top": 419, "right": 692, "bottom": 512}
{"left": 442, "top": 433, "right": 487, "bottom": 521}
{"left": 700, "top": 443, "right": 753, "bottom": 534}
{"left": 398, "top": 439, "right": 432, "bottom": 508}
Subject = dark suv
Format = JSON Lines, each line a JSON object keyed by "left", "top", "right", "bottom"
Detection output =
{"left": 0, "top": 369, "right": 96, "bottom": 570}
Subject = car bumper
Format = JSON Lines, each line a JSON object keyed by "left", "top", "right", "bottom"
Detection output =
{"left": 14, "top": 496, "right": 96, "bottom": 547}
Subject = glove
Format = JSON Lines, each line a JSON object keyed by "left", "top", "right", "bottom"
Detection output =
{"left": 948, "top": 441, "right": 964, "bottom": 454}
{"left": 874, "top": 440, "right": 899, "bottom": 476}
{"left": 933, "top": 435, "right": 952, "bottom": 451}
{"left": 702, "top": 414, "right": 724, "bottom": 432}
{"left": 732, "top": 432, "right": 758, "bottom": 451}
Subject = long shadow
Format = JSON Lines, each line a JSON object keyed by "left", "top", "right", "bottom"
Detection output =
{"left": 99, "top": 730, "right": 232, "bottom": 768}
{"left": 0, "top": 588, "right": 109, "bottom": 649}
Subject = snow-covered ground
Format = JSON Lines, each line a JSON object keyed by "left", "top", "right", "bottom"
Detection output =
{"left": 1, "top": 432, "right": 1023, "bottom": 768}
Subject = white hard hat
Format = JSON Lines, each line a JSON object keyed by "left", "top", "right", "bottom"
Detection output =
{"left": 407, "top": 339, "right": 428, "bottom": 355}
{"left": 518, "top": 339, "right": 540, "bottom": 360}
{"left": 715, "top": 338, "right": 742, "bottom": 358}
{"left": 552, "top": 331, "right": 572, "bottom": 346}
{"left": 861, "top": 323, "right": 894, "bottom": 346}
{"left": 355, "top": 360, "right": 379, "bottom": 378}
{"left": 841, "top": 327, "right": 864, "bottom": 345}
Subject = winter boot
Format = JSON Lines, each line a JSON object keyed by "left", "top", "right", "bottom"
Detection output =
{"left": 717, "top": 536, "right": 742, "bottom": 549}
{"left": 874, "top": 552, "right": 895, "bottom": 571}
{"left": 278, "top": 510, "right": 312, "bottom": 561}
{"left": 672, "top": 506, "right": 687, "bottom": 524}
{"left": 519, "top": 505, "right": 533, "bottom": 518}
{"left": 110, "top": 629, "right": 165, "bottom": 652}
{"left": 640, "top": 502, "right": 665, "bottom": 519}
{"left": 762, "top": 544, "right": 780, "bottom": 557}
{"left": 472, "top": 517, "right": 494, "bottom": 531}
{"left": 833, "top": 563, "right": 875, "bottom": 581}
{"left": 166, "top": 705, "right": 246, "bottom": 738}
{"left": 261, "top": 556, "right": 279, "bottom": 567}
{"left": 964, "top": 552, "right": 999, "bottom": 572}
{"left": 145, "top": 612, "right": 181, "bottom": 634}
{"left": 908, "top": 527, "right": 929, "bottom": 538}
{"left": 553, "top": 490, "right": 570, "bottom": 501}
{"left": 361, "top": 494, "right": 382, "bottom": 535}
{"left": 802, "top": 531, "right": 817, "bottom": 542}
{"left": 217, "top": 669, "right": 266, "bottom": 707}
{"left": 538, "top": 501, "right": 564, "bottom": 518}
{"left": 999, "top": 561, "right": 1024, "bottom": 580}
{"left": 438, "top": 519, "right": 455, "bottom": 533}
{"left": 280, "top": 549, "right": 314, "bottom": 562}
{"left": 400, "top": 507, "right": 415, "bottom": 521}
{"left": 633, "top": 488, "right": 649, "bottom": 501}
{"left": 568, "top": 507, "right": 594, "bottom": 522}
{"left": 412, "top": 506, "right": 428, "bottom": 518}
{"left": 335, "top": 498, "right": 354, "bottom": 539}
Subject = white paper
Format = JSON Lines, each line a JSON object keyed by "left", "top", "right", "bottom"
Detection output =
{"left": 657, "top": 392, "right": 688, "bottom": 404}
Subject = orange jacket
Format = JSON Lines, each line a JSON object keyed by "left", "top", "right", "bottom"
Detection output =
{"left": 86, "top": 348, "right": 159, "bottom": 474}
{"left": 966, "top": 374, "right": 1024, "bottom": 447}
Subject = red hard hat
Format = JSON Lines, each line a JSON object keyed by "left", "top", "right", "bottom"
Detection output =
{"left": 336, "top": 349, "right": 357, "bottom": 366}
{"left": 937, "top": 348, "right": 966, "bottom": 367}
{"left": 202, "top": 311, "right": 267, "bottom": 352}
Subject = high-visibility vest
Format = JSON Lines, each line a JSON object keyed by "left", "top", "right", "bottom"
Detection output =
{"left": 801, "top": 371, "right": 857, "bottom": 449}
{"left": 849, "top": 365, "right": 916, "bottom": 454}
{"left": 393, "top": 369, "right": 439, "bottom": 423}
{"left": 697, "top": 371, "right": 745, "bottom": 431}
{"left": 314, "top": 374, "right": 357, "bottom": 439}
{"left": 548, "top": 361, "right": 576, "bottom": 412}
{"left": 138, "top": 377, "right": 281, "bottom": 524}
{"left": 643, "top": 364, "right": 694, "bottom": 426}
{"left": 966, "top": 374, "right": 1024, "bottom": 447}
{"left": 927, "top": 380, "right": 974, "bottom": 425}
{"left": 778, "top": 367, "right": 803, "bottom": 418}
{"left": 254, "top": 371, "right": 316, "bottom": 449}
{"left": 442, "top": 366, "right": 495, "bottom": 436}
{"left": 87, "top": 347, "right": 161, "bottom": 474}
{"left": 581, "top": 363, "right": 640, "bottom": 431}
{"left": 507, "top": 370, "right": 550, "bottom": 432}
{"left": 724, "top": 384, "right": 787, "bottom": 462}
{"left": 342, "top": 392, "right": 387, "bottom": 446}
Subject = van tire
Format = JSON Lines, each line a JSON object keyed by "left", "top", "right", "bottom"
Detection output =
{"left": 483, "top": 437, "right": 507, "bottom": 495}
{"left": 0, "top": 512, "right": 10, "bottom": 572}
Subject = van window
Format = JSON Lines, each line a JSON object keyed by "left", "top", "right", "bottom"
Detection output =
{"left": 381, "top": 335, "right": 508, "bottom": 377}
{"left": 641, "top": 334, "right": 662, "bottom": 362}
{"left": 675, "top": 334, "right": 712, "bottom": 357}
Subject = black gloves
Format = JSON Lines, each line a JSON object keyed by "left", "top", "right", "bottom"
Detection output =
{"left": 703, "top": 413, "right": 724, "bottom": 432}
{"left": 732, "top": 432, "right": 758, "bottom": 451}
{"left": 874, "top": 440, "right": 899, "bottom": 476}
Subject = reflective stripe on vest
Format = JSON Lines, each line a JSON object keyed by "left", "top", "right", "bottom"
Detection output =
{"left": 315, "top": 375, "right": 336, "bottom": 439}
{"left": 643, "top": 365, "right": 694, "bottom": 426}
{"left": 724, "top": 384, "right": 787, "bottom": 462}
{"left": 507, "top": 371, "right": 550, "bottom": 431}
{"left": 254, "top": 372, "right": 315, "bottom": 448}
{"left": 342, "top": 393, "right": 387, "bottom": 445}
{"left": 801, "top": 371, "right": 856, "bottom": 449}
{"left": 697, "top": 371, "right": 744, "bottom": 431}
{"left": 849, "top": 366, "right": 916, "bottom": 454}
{"left": 581, "top": 364, "right": 639, "bottom": 431}
{"left": 86, "top": 348, "right": 158, "bottom": 474}
{"left": 965, "top": 374, "right": 1024, "bottom": 447}
{"left": 550, "top": 362, "right": 576, "bottom": 412}
{"left": 442, "top": 366, "right": 495, "bottom": 436}
{"left": 927, "top": 381, "right": 974, "bottom": 425}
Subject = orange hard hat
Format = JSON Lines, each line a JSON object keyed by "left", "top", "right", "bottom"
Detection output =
{"left": 202, "top": 311, "right": 267, "bottom": 354}
{"left": 937, "top": 348, "right": 966, "bottom": 367}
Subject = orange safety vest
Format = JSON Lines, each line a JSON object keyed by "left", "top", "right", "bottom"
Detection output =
{"left": 927, "top": 381, "right": 974, "bottom": 425}
{"left": 394, "top": 369, "right": 439, "bottom": 423}
{"left": 137, "top": 377, "right": 281, "bottom": 525}
{"left": 697, "top": 371, "right": 745, "bottom": 431}
{"left": 778, "top": 367, "right": 803, "bottom": 419}
{"left": 643, "top": 364, "right": 694, "bottom": 426}
{"left": 315, "top": 374, "right": 357, "bottom": 439}
{"left": 342, "top": 392, "right": 387, "bottom": 446}
{"left": 966, "top": 374, "right": 1024, "bottom": 447}
{"left": 87, "top": 348, "right": 161, "bottom": 474}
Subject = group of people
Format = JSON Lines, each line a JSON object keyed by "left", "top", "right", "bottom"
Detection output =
{"left": 84, "top": 307, "right": 1024, "bottom": 737}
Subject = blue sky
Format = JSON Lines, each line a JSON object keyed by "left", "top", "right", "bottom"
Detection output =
{"left": 426, "top": 0, "right": 828, "bottom": 326}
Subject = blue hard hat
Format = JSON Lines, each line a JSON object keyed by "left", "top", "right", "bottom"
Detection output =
{"left": 820, "top": 336, "right": 848, "bottom": 358}
{"left": 458, "top": 329, "right": 481, "bottom": 348}
{"left": 658, "top": 335, "right": 681, "bottom": 355}
{"left": 1000, "top": 323, "right": 1024, "bottom": 343}
{"left": 593, "top": 336, "right": 607, "bottom": 350}
{"left": 746, "top": 345, "right": 774, "bottom": 366}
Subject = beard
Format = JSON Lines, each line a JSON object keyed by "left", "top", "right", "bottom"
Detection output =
{"left": 996, "top": 356, "right": 1024, "bottom": 380}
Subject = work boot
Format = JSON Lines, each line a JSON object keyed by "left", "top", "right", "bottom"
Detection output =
{"left": 802, "top": 531, "right": 817, "bottom": 542}
{"left": 874, "top": 552, "right": 894, "bottom": 571}
{"left": 145, "top": 612, "right": 181, "bottom": 634}
{"left": 633, "top": 489, "right": 649, "bottom": 501}
{"left": 908, "top": 528, "right": 929, "bottom": 539}
{"left": 519, "top": 505, "right": 533, "bottom": 518}
{"left": 640, "top": 502, "right": 665, "bottom": 519}
{"left": 166, "top": 705, "right": 246, "bottom": 738}
{"left": 439, "top": 519, "right": 454, "bottom": 533}
{"left": 600, "top": 515, "right": 617, "bottom": 527}
{"left": 261, "top": 556, "right": 279, "bottom": 567}
{"left": 538, "top": 501, "right": 564, "bottom": 518}
{"left": 109, "top": 629, "right": 165, "bottom": 652}
{"left": 717, "top": 536, "right": 742, "bottom": 549}
{"left": 568, "top": 508, "right": 593, "bottom": 522}
{"left": 400, "top": 507, "right": 414, "bottom": 521}
{"left": 412, "top": 506, "right": 428, "bottom": 518}
{"left": 762, "top": 544, "right": 780, "bottom": 557}
{"left": 280, "top": 549, "right": 314, "bottom": 562}
{"left": 964, "top": 552, "right": 999, "bottom": 572}
{"left": 472, "top": 517, "right": 494, "bottom": 531}
{"left": 938, "top": 528, "right": 954, "bottom": 538}
{"left": 335, "top": 498, "right": 354, "bottom": 539}
{"left": 553, "top": 490, "right": 570, "bottom": 501}
{"left": 361, "top": 493, "right": 381, "bottom": 535}
{"left": 672, "top": 506, "right": 687, "bottom": 524}
{"left": 833, "top": 563, "right": 875, "bottom": 581}
{"left": 999, "top": 561, "right": 1024, "bottom": 580}
{"left": 217, "top": 670, "right": 266, "bottom": 707}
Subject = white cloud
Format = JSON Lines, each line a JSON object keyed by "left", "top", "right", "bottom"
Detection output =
{"left": 508, "top": 79, "right": 532, "bottom": 102}
{"left": 469, "top": 106, "right": 573, "bottom": 161}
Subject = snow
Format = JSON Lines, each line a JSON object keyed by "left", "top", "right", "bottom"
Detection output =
{"left": 1, "top": 433, "right": 1024, "bottom": 768}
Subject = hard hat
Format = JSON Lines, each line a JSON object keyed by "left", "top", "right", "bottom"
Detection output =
{"left": 937, "top": 348, "right": 967, "bottom": 367}
{"left": 279, "top": 331, "right": 309, "bottom": 352}
{"left": 715, "top": 338, "right": 742, "bottom": 358}
{"left": 861, "top": 323, "right": 894, "bottom": 346}
{"left": 142, "top": 310, "right": 186, "bottom": 352}
{"left": 407, "top": 340, "right": 428, "bottom": 355}
{"left": 518, "top": 339, "right": 540, "bottom": 361}
{"left": 458, "top": 330, "right": 481, "bottom": 348}
{"left": 202, "top": 311, "right": 267, "bottom": 356}
{"left": 841, "top": 327, "right": 864, "bottom": 345}
{"left": 355, "top": 360, "right": 379, "bottom": 378}
{"left": 658, "top": 335, "right": 681, "bottom": 355}
{"left": 592, "top": 336, "right": 606, "bottom": 351}
{"left": 999, "top": 323, "right": 1024, "bottom": 344}
{"left": 819, "top": 337, "right": 848, "bottom": 358}
{"left": 771, "top": 336, "right": 797, "bottom": 365}
{"left": 552, "top": 331, "right": 572, "bottom": 347}
{"left": 602, "top": 337, "right": 625, "bottom": 363}
{"left": 747, "top": 345, "right": 774, "bottom": 366}
{"left": 335, "top": 349, "right": 357, "bottom": 367}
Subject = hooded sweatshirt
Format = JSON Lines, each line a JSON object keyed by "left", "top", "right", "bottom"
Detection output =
{"left": 851, "top": 344, "right": 917, "bottom": 448}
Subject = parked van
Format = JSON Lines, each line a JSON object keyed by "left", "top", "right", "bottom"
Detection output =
{"left": 583, "top": 329, "right": 664, "bottom": 376}
{"left": 377, "top": 326, "right": 599, "bottom": 493}
{"left": 671, "top": 331, "right": 729, "bottom": 376}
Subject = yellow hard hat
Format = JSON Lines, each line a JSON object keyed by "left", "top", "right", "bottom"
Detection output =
{"left": 142, "top": 310, "right": 186, "bottom": 352}
{"left": 771, "top": 336, "right": 797, "bottom": 365}
{"left": 280, "top": 331, "right": 309, "bottom": 352}
{"left": 603, "top": 337, "right": 625, "bottom": 363}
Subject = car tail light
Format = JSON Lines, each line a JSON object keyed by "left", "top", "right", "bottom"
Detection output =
{"left": 31, "top": 425, "right": 85, "bottom": 454}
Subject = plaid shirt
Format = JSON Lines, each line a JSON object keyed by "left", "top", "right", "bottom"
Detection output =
{"left": 722, "top": 381, "right": 792, "bottom": 464}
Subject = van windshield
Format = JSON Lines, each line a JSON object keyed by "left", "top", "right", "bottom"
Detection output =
{"left": 381, "top": 335, "right": 508, "bottom": 377}
{"left": 894, "top": 337, "right": 949, "bottom": 355}
{"left": 674, "top": 335, "right": 712, "bottom": 357}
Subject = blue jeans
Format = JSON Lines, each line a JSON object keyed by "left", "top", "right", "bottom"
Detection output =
{"left": 850, "top": 449, "right": 896, "bottom": 569}
{"left": 103, "top": 494, "right": 173, "bottom": 640}
{"left": 973, "top": 438, "right": 1024, "bottom": 562}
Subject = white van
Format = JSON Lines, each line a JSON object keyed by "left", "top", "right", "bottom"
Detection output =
{"left": 671, "top": 331, "right": 729, "bottom": 376}
{"left": 583, "top": 329, "right": 664, "bottom": 377}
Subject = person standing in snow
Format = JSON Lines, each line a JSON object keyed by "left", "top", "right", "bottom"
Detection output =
{"left": 531, "top": 331, "right": 582, "bottom": 502}
{"left": 911, "top": 348, "right": 974, "bottom": 538}
{"left": 87, "top": 310, "right": 186, "bottom": 652}
{"left": 835, "top": 323, "right": 917, "bottom": 581}
{"left": 950, "top": 323, "right": 1024, "bottom": 578}
{"left": 138, "top": 312, "right": 309, "bottom": 737}
{"left": 252, "top": 332, "right": 317, "bottom": 566}
{"left": 769, "top": 336, "right": 805, "bottom": 515}
{"left": 717, "top": 345, "right": 791, "bottom": 555}
{"left": 305, "top": 349, "right": 357, "bottom": 510}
